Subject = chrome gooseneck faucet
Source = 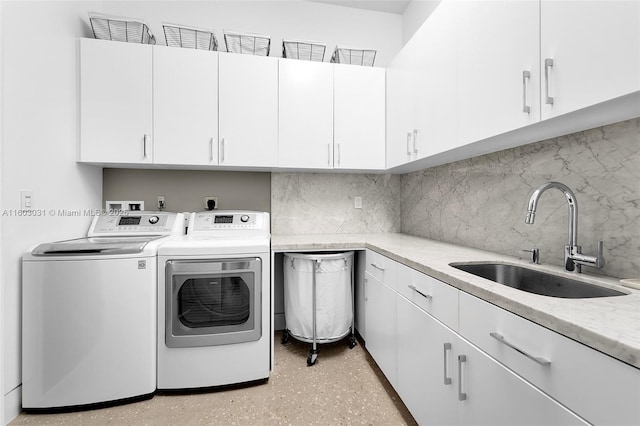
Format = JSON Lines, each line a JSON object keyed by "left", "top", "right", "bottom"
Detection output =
{"left": 525, "top": 181, "right": 605, "bottom": 273}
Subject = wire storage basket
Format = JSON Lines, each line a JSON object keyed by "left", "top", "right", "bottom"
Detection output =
{"left": 163, "top": 22, "right": 218, "bottom": 50}
{"left": 282, "top": 39, "right": 326, "bottom": 62}
{"left": 224, "top": 30, "right": 271, "bottom": 56}
{"left": 88, "top": 12, "right": 155, "bottom": 44}
{"left": 331, "top": 46, "right": 376, "bottom": 66}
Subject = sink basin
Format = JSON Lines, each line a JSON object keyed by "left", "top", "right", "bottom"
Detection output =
{"left": 449, "top": 262, "right": 626, "bottom": 298}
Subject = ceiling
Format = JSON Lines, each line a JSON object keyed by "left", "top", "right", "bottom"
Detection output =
{"left": 306, "top": 0, "right": 411, "bottom": 15}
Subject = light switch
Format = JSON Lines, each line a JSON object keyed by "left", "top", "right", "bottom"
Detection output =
{"left": 21, "top": 190, "right": 33, "bottom": 209}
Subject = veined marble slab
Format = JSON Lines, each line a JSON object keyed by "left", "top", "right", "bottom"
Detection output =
{"left": 272, "top": 233, "right": 640, "bottom": 369}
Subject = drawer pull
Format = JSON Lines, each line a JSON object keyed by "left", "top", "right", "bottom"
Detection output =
{"left": 490, "top": 332, "right": 551, "bottom": 366}
{"left": 443, "top": 342, "right": 452, "bottom": 385}
{"left": 458, "top": 355, "right": 467, "bottom": 401}
{"left": 370, "top": 263, "right": 386, "bottom": 272}
{"left": 408, "top": 284, "right": 432, "bottom": 300}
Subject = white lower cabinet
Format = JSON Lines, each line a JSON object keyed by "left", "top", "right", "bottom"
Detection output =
{"left": 364, "top": 271, "right": 397, "bottom": 389}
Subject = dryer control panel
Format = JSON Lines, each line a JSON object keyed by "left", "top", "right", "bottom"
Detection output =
{"left": 88, "top": 212, "right": 184, "bottom": 236}
{"left": 189, "top": 211, "right": 268, "bottom": 233}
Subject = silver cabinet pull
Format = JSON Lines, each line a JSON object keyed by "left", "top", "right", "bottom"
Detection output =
{"left": 458, "top": 355, "right": 467, "bottom": 401}
{"left": 221, "top": 138, "right": 225, "bottom": 163}
{"left": 363, "top": 278, "right": 368, "bottom": 302}
{"left": 337, "top": 142, "right": 341, "bottom": 166}
{"left": 408, "top": 284, "right": 432, "bottom": 300}
{"left": 490, "top": 332, "right": 551, "bottom": 366}
{"left": 522, "top": 70, "right": 531, "bottom": 113}
{"left": 209, "top": 137, "right": 215, "bottom": 162}
{"left": 412, "top": 129, "right": 419, "bottom": 155}
{"left": 406, "top": 132, "right": 412, "bottom": 157}
{"left": 544, "top": 58, "right": 554, "bottom": 105}
{"left": 143, "top": 134, "right": 149, "bottom": 158}
{"left": 327, "top": 143, "right": 331, "bottom": 166}
{"left": 370, "top": 263, "right": 385, "bottom": 271}
{"left": 443, "top": 343, "right": 452, "bottom": 385}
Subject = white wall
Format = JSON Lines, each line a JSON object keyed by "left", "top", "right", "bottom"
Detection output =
{"left": 402, "top": 0, "right": 440, "bottom": 43}
{"left": 1, "top": 1, "right": 103, "bottom": 422}
{"left": 100, "top": 0, "right": 402, "bottom": 66}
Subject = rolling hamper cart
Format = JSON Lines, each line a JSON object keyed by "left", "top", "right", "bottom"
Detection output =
{"left": 282, "top": 251, "right": 356, "bottom": 366}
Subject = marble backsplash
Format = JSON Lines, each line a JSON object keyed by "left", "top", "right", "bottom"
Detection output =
{"left": 271, "top": 173, "right": 401, "bottom": 235}
{"left": 401, "top": 118, "right": 640, "bottom": 279}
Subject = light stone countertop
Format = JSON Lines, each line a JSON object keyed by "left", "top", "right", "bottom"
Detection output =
{"left": 271, "top": 233, "right": 640, "bottom": 369}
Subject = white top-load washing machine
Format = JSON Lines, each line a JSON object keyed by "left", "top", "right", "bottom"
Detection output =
{"left": 22, "top": 211, "right": 185, "bottom": 409}
{"left": 157, "top": 210, "right": 271, "bottom": 389}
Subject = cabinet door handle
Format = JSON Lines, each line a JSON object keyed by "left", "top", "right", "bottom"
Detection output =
{"left": 522, "top": 70, "right": 531, "bottom": 113}
{"left": 337, "top": 142, "right": 341, "bottom": 166}
{"left": 412, "top": 129, "right": 419, "bottom": 155}
{"left": 369, "top": 263, "right": 385, "bottom": 271}
{"left": 458, "top": 355, "right": 467, "bottom": 401}
{"left": 544, "top": 58, "right": 554, "bottom": 105}
{"left": 143, "top": 134, "right": 149, "bottom": 159}
{"left": 443, "top": 343, "right": 452, "bottom": 385}
{"left": 408, "top": 284, "right": 432, "bottom": 300}
{"left": 406, "top": 132, "right": 412, "bottom": 157}
{"left": 490, "top": 332, "right": 551, "bottom": 366}
{"left": 364, "top": 278, "right": 368, "bottom": 301}
{"left": 221, "top": 138, "right": 225, "bottom": 163}
{"left": 209, "top": 137, "right": 215, "bottom": 162}
{"left": 327, "top": 143, "right": 331, "bottom": 166}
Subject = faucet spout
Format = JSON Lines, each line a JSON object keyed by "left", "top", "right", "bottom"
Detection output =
{"left": 525, "top": 181, "right": 578, "bottom": 247}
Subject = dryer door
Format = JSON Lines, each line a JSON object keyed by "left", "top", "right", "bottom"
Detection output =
{"left": 165, "top": 258, "right": 262, "bottom": 348}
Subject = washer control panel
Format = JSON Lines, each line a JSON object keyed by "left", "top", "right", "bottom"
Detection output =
{"left": 189, "top": 211, "right": 267, "bottom": 233}
{"left": 88, "top": 212, "right": 182, "bottom": 236}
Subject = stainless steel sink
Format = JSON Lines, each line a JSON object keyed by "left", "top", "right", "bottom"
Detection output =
{"left": 449, "top": 262, "right": 626, "bottom": 298}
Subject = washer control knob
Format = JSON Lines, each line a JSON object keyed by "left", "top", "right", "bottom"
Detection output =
{"left": 148, "top": 216, "right": 160, "bottom": 224}
{"left": 240, "top": 215, "right": 250, "bottom": 223}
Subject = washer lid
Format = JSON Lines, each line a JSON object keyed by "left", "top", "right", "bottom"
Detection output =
{"left": 31, "top": 236, "right": 163, "bottom": 256}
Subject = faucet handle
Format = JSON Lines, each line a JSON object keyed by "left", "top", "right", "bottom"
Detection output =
{"left": 522, "top": 248, "right": 540, "bottom": 264}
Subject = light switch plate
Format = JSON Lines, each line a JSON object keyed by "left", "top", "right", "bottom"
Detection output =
{"left": 354, "top": 196, "right": 363, "bottom": 209}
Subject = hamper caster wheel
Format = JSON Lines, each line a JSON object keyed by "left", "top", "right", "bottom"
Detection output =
{"left": 348, "top": 336, "right": 357, "bottom": 349}
{"left": 307, "top": 349, "right": 319, "bottom": 367}
{"left": 281, "top": 330, "right": 290, "bottom": 345}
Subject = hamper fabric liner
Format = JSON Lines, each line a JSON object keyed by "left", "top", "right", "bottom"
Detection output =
{"left": 284, "top": 251, "right": 354, "bottom": 343}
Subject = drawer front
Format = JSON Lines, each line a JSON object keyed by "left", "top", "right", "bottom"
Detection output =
{"left": 459, "top": 291, "right": 640, "bottom": 426}
{"left": 397, "top": 263, "right": 459, "bottom": 330}
{"left": 365, "top": 249, "right": 398, "bottom": 290}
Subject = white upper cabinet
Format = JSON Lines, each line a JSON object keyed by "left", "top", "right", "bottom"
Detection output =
{"left": 457, "top": 0, "right": 540, "bottom": 145}
{"left": 387, "top": 0, "right": 458, "bottom": 168}
{"left": 153, "top": 46, "right": 218, "bottom": 166}
{"left": 80, "top": 38, "right": 153, "bottom": 164}
{"left": 333, "top": 64, "right": 385, "bottom": 170}
{"left": 540, "top": 0, "right": 640, "bottom": 119}
{"left": 278, "top": 59, "right": 334, "bottom": 169}
{"left": 218, "top": 53, "right": 279, "bottom": 167}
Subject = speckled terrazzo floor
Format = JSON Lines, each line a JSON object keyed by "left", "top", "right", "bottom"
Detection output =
{"left": 11, "top": 332, "right": 416, "bottom": 425}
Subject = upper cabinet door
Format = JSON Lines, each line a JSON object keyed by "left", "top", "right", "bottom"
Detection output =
{"left": 278, "top": 59, "right": 334, "bottom": 169}
{"left": 540, "top": 0, "right": 640, "bottom": 119}
{"left": 153, "top": 46, "right": 218, "bottom": 166}
{"left": 333, "top": 64, "right": 385, "bottom": 170}
{"left": 457, "top": 0, "right": 540, "bottom": 145}
{"left": 413, "top": 0, "right": 459, "bottom": 160}
{"left": 80, "top": 38, "right": 153, "bottom": 164}
{"left": 218, "top": 53, "right": 278, "bottom": 167}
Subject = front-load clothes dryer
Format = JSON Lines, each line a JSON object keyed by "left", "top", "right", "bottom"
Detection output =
{"left": 21, "top": 211, "right": 184, "bottom": 409}
{"left": 157, "top": 211, "right": 271, "bottom": 389}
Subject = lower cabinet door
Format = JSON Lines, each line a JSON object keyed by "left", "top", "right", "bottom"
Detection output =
{"left": 457, "top": 339, "right": 588, "bottom": 426}
{"left": 397, "top": 296, "right": 458, "bottom": 425}
{"left": 364, "top": 272, "right": 397, "bottom": 389}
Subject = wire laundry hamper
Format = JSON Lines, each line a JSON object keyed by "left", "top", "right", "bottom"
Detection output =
{"left": 88, "top": 12, "right": 156, "bottom": 44}
{"left": 163, "top": 22, "right": 218, "bottom": 50}
{"left": 224, "top": 30, "right": 271, "bottom": 56}
{"left": 331, "top": 46, "right": 376, "bottom": 66}
{"left": 282, "top": 251, "right": 356, "bottom": 366}
{"left": 282, "top": 39, "right": 326, "bottom": 62}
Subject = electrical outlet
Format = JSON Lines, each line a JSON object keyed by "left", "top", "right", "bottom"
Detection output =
{"left": 354, "top": 196, "right": 363, "bottom": 209}
{"left": 204, "top": 196, "right": 218, "bottom": 210}
{"left": 158, "top": 195, "right": 166, "bottom": 210}
{"left": 21, "top": 190, "right": 33, "bottom": 209}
